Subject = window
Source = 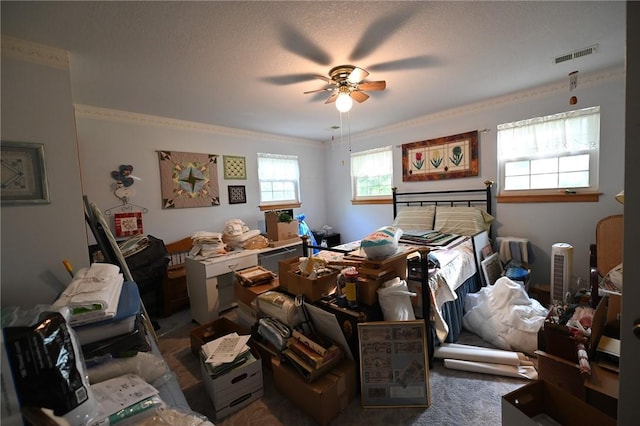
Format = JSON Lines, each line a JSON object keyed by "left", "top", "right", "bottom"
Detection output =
{"left": 257, "top": 153, "right": 300, "bottom": 207}
{"left": 497, "top": 106, "right": 600, "bottom": 196}
{"left": 351, "top": 146, "right": 393, "bottom": 201}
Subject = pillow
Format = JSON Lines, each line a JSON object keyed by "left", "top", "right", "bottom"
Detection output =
{"left": 360, "top": 226, "right": 403, "bottom": 259}
{"left": 392, "top": 205, "right": 436, "bottom": 231}
{"left": 434, "top": 206, "right": 494, "bottom": 236}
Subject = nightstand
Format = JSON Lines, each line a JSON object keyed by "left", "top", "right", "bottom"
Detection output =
{"left": 312, "top": 232, "right": 341, "bottom": 248}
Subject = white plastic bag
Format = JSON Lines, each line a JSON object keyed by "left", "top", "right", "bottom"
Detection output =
{"left": 377, "top": 277, "right": 416, "bottom": 321}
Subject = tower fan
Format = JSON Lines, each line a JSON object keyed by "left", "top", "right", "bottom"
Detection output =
{"left": 550, "top": 243, "right": 573, "bottom": 303}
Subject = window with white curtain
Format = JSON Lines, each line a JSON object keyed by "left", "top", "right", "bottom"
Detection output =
{"left": 257, "top": 153, "right": 300, "bottom": 206}
{"left": 351, "top": 146, "right": 393, "bottom": 200}
{"left": 497, "top": 106, "right": 600, "bottom": 196}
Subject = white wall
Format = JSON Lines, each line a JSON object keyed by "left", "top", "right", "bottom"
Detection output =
{"left": 326, "top": 69, "right": 626, "bottom": 285}
{"left": 1, "top": 42, "right": 89, "bottom": 307}
{"left": 74, "top": 107, "right": 328, "bottom": 245}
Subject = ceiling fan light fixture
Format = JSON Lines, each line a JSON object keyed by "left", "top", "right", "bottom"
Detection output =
{"left": 336, "top": 90, "right": 352, "bottom": 112}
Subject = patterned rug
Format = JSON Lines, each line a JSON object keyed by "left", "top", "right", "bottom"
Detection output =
{"left": 158, "top": 316, "right": 528, "bottom": 426}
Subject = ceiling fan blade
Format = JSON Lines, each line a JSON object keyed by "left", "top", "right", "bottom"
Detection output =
{"left": 325, "top": 92, "right": 338, "bottom": 104}
{"left": 368, "top": 55, "right": 435, "bottom": 72}
{"left": 350, "top": 91, "right": 370, "bottom": 103}
{"left": 314, "top": 74, "right": 333, "bottom": 84}
{"left": 349, "top": 10, "right": 415, "bottom": 61}
{"left": 347, "top": 67, "right": 369, "bottom": 84}
{"left": 304, "top": 87, "right": 333, "bottom": 95}
{"left": 279, "top": 24, "right": 332, "bottom": 66}
{"left": 262, "top": 73, "right": 322, "bottom": 85}
{"left": 358, "top": 80, "right": 386, "bottom": 91}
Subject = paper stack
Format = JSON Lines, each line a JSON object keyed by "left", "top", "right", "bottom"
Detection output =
{"left": 190, "top": 231, "right": 228, "bottom": 260}
{"left": 89, "top": 373, "right": 163, "bottom": 426}
{"left": 201, "top": 333, "right": 252, "bottom": 378}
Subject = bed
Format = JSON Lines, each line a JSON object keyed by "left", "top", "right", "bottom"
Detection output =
{"left": 301, "top": 181, "right": 495, "bottom": 363}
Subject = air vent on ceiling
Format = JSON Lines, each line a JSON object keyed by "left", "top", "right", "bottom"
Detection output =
{"left": 554, "top": 44, "right": 599, "bottom": 64}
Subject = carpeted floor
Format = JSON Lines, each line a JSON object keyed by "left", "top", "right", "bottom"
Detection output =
{"left": 157, "top": 309, "right": 528, "bottom": 425}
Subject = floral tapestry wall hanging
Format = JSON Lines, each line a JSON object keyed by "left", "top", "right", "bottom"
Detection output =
{"left": 402, "top": 130, "right": 479, "bottom": 181}
{"left": 158, "top": 150, "right": 220, "bottom": 209}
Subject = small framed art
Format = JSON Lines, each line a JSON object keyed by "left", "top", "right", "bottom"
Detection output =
{"left": 481, "top": 252, "right": 503, "bottom": 286}
{"left": 1, "top": 141, "right": 50, "bottom": 205}
{"left": 228, "top": 185, "right": 246, "bottom": 204}
{"left": 114, "top": 212, "right": 143, "bottom": 237}
{"left": 223, "top": 155, "right": 247, "bottom": 180}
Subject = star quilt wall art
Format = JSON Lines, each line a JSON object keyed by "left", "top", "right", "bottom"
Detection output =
{"left": 158, "top": 150, "right": 220, "bottom": 209}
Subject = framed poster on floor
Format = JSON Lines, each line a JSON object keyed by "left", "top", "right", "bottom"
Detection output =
{"left": 358, "top": 320, "right": 430, "bottom": 408}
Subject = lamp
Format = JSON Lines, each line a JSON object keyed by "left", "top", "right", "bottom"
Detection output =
{"left": 615, "top": 190, "right": 624, "bottom": 204}
{"left": 335, "top": 86, "right": 353, "bottom": 113}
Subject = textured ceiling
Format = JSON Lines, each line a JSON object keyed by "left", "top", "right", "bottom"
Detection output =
{"left": 1, "top": 1, "right": 626, "bottom": 142}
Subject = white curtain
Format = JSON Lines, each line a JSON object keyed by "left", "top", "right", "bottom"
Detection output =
{"left": 258, "top": 153, "right": 299, "bottom": 180}
{"left": 497, "top": 106, "right": 600, "bottom": 160}
{"left": 351, "top": 146, "right": 392, "bottom": 178}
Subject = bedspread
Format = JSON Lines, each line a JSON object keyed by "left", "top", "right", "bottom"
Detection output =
{"left": 428, "top": 238, "right": 477, "bottom": 342}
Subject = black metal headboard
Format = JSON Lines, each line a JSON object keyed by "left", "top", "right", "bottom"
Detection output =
{"left": 392, "top": 180, "right": 494, "bottom": 218}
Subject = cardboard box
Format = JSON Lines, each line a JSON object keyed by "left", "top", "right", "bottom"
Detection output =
{"left": 585, "top": 362, "right": 619, "bottom": 419}
{"left": 190, "top": 317, "right": 249, "bottom": 357}
{"left": 200, "top": 347, "right": 263, "bottom": 420}
{"left": 287, "top": 269, "right": 338, "bottom": 302}
{"left": 234, "top": 275, "right": 280, "bottom": 308}
{"left": 277, "top": 257, "right": 301, "bottom": 291}
{"left": 538, "top": 293, "right": 608, "bottom": 363}
{"left": 271, "top": 357, "right": 357, "bottom": 426}
{"left": 535, "top": 350, "right": 585, "bottom": 400}
{"left": 265, "top": 211, "right": 299, "bottom": 241}
{"left": 502, "top": 380, "right": 615, "bottom": 426}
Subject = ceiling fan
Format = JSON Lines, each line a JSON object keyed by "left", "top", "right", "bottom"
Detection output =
{"left": 304, "top": 65, "right": 386, "bottom": 112}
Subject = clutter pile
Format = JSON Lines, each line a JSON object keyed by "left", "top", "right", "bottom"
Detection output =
{"left": 190, "top": 231, "right": 227, "bottom": 260}
{"left": 222, "top": 219, "right": 266, "bottom": 250}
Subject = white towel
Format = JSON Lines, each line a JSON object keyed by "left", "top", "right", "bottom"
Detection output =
{"left": 52, "top": 263, "right": 124, "bottom": 326}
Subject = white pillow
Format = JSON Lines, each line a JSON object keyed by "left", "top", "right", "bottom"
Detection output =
{"left": 434, "top": 206, "right": 494, "bottom": 236}
{"left": 392, "top": 206, "right": 436, "bottom": 231}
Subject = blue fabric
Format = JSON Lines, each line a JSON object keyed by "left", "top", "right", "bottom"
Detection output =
{"left": 438, "top": 274, "right": 481, "bottom": 344}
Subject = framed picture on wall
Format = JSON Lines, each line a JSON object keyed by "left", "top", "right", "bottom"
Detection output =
{"left": 114, "top": 212, "right": 143, "bottom": 238}
{"left": 401, "top": 130, "right": 479, "bottom": 181}
{"left": 228, "top": 185, "right": 246, "bottom": 204}
{"left": 1, "top": 141, "right": 50, "bottom": 205}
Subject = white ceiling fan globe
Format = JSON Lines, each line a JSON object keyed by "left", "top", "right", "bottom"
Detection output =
{"left": 336, "top": 92, "right": 353, "bottom": 112}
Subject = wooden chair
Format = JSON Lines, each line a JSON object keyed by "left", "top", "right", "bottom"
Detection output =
{"left": 162, "top": 237, "right": 193, "bottom": 316}
{"left": 590, "top": 214, "right": 623, "bottom": 307}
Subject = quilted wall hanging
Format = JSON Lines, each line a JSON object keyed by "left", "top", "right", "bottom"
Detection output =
{"left": 402, "top": 130, "right": 479, "bottom": 181}
{"left": 157, "top": 150, "right": 220, "bottom": 209}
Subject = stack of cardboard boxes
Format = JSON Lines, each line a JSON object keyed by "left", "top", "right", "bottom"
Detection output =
{"left": 502, "top": 293, "right": 620, "bottom": 424}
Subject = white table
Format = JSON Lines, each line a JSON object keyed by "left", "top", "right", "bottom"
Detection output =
{"left": 185, "top": 241, "right": 302, "bottom": 324}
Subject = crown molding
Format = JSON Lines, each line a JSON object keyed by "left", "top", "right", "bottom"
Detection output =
{"left": 349, "top": 66, "right": 625, "bottom": 143}
{"left": 1, "top": 36, "right": 69, "bottom": 70}
{"left": 73, "top": 104, "right": 319, "bottom": 147}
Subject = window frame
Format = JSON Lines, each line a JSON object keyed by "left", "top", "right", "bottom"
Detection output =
{"left": 496, "top": 106, "right": 600, "bottom": 200}
{"left": 350, "top": 146, "right": 393, "bottom": 203}
{"left": 257, "top": 153, "right": 301, "bottom": 210}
